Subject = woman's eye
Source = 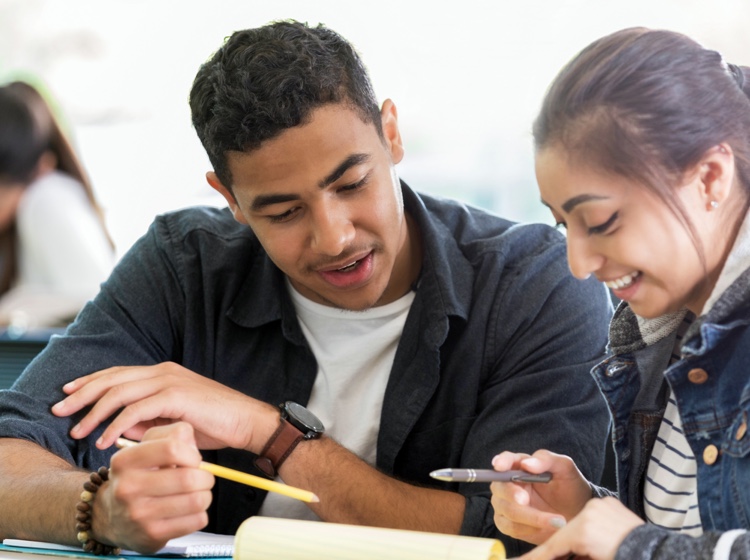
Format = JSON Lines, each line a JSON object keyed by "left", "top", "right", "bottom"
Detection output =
{"left": 587, "top": 212, "right": 618, "bottom": 235}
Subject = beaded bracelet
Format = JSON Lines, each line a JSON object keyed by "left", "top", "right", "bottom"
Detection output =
{"left": 76, "top": 466, "right": 121, "bottom": 555}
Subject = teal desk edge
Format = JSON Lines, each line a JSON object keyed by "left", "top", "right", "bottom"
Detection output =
{"left": 0, "top": 544, "right": 231, "bottom": 560}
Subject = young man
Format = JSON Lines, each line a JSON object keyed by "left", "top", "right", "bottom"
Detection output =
{"left": 0, "top": 21, "right": 612, "bottom": 557}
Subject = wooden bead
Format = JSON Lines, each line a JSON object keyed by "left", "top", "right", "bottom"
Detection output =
{"left": 76, "top": 467, "right": 119, "bottom": 555}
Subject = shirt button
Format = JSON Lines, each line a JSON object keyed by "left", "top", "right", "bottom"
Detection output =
{"left": 737, "top": 420, "right": 748, "bottom": 441}
{"left": 703, "top": 444, "right": 719, "bottom": 465}
{"left": 687, "top": 368, "right": 709, "bottom": 384}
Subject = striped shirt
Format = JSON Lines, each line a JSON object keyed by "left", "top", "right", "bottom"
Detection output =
{"left": 643, "top": 315, "right": 702, "bottom": 535}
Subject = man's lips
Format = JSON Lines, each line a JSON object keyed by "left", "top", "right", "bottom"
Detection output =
{"left": 316, "top": 251, "right": 373, "bottom": 273}
{"left": 317, "top": 251, "right": 374, "bottom": 288}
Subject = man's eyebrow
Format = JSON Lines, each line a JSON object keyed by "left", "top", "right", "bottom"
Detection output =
{"left": 250, "top": 193, "right": 300, "bottom": 212}
{"left": 319, "top": 153, "right": 371, "bottom": 188}
{"left": 561, "top": 194, "right": 609, "bottom": 213}
{"left": 249, "top": 153, "right": 371, "bottom": 212}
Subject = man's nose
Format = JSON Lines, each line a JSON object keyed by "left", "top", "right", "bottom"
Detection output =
{"left": 310, "top": 204, "right": 355, "bottom": 256}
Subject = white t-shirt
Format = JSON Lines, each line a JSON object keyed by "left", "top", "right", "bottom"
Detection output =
{"left": 258, "top": 280, "right": 415, "bottom": 520}
{"left": 0, "top": 170, "right": 115, "bottom": 328}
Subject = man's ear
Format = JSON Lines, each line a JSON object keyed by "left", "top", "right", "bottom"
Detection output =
{"left": 206, "top": 172, "right": 248, "bottom": 225}
{"left": 380, "top": 99, "right": 404, "bottom": 165}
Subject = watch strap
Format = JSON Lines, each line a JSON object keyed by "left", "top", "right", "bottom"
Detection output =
{"left": 254, "top": 417, "right": 304, "bottom": 478}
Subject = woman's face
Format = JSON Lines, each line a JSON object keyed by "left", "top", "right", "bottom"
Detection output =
{"left": 536, "top": 146, "right": 723, "bottom": 319}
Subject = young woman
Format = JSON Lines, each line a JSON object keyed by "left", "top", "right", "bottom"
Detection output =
{"left": 490, "top": 28, "right": 750, "bottom": 559}
{"left": 0, "top": 80, "right": 115, "bottom": 329}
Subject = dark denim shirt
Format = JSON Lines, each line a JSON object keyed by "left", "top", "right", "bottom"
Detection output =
{"left": 592, "top": 266, "right": 750, "bottom": 559}
{"left": 0, "top": 184, "right": 612, "bottom": 556}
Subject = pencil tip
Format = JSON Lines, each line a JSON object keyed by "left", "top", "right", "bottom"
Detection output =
{"left": 311, "top": 494, "right": 320, "bottom": 503}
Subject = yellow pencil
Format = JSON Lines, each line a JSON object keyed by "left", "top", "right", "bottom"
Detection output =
{"left": 115, "top": 437, "right": 319, "bottom": 503}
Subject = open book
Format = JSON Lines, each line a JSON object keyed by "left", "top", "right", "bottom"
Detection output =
{"left": 235, "top": 517, "right": 506, "bottom": 560}
{"left": 1, "top": 531, "right": 233, "bottom": 558}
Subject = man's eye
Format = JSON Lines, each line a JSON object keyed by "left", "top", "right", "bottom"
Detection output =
{"left": 268, "top": 207, "right": 299, "bottom": 223}
{"left": 587, "top": 212, "right": 618, "bottom": 235}
{"left": 339, "top": 175, "right": 369, "bottom": 192}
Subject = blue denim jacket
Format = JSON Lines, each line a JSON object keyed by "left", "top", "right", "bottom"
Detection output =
{"left": 592, "top": 266, "right": 750, "bottom": 559}
{"left": 0, "top": 183, "right": 612, "bottom": 556}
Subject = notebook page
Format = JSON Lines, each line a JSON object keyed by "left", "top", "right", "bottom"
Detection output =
{"left": 234, "top": 517, "right": 505, "bottom": 560}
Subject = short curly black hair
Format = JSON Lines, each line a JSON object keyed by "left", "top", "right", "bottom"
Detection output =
{"left": 189, "top": 20, "right": 382, "bottom": 188}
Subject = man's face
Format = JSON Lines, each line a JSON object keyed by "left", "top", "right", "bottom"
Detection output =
{"left": 208, "top": 101, "right": 419, "bottom": 311}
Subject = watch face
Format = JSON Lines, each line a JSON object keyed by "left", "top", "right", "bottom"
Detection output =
{"left": 285, "top": 401, "right": 325, "bottom": 433}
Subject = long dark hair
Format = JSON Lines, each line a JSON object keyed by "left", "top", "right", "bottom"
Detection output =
{"left": 0, "top": 80, "right": 114, "bottom": 295}
{"left": 533, "top": 27, "right": 750, "bottom": 260}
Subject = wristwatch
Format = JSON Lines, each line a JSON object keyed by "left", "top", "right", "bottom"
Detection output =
{"left": 254, "top": 401, "right": 325, "bottom": 478}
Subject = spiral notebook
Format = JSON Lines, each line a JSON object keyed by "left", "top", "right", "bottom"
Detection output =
{"left": 1, "top": 531, "right": 233, "bottom": 558}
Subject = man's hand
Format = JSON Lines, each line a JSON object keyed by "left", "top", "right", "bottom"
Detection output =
{"left": 51, "top": 362, "right": 279, "bottom": 452}
{"left": 95, "top": 423, "right": 215, "bottom": 554}
{"left": 491, "top": 450, "right": 592, "bottom": 545}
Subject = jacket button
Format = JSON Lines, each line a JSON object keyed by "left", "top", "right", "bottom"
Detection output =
{"left": 703, "top": 444, "right": 719, "bottom": 465}
{"left": 605, "top": 363, "right": 626, "bottom": 377}
{"left": 687, "top": 368, "right": 709, "bottom": 384}
{"left": 737, "top": 420, "right": 748, "bottom": 441}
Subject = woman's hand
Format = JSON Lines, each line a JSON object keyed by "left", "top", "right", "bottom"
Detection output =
{"left": 491, "top": 449, "right": 592, "bottom": 544}
{"left": 516, "top": 496, "right": 644, "bottom": 560}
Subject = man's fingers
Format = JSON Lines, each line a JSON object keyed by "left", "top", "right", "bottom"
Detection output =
{"left": 54, "top": 367, "right": 154, "bottom": 418}
{"left": 111, "top": 433, "right": 204, "bottom": 471}
{"left": 61, "top": 366, "right": 128, "bottom": 394}
{"left": 110, "top": 468, "right": 214, "bottom": 503}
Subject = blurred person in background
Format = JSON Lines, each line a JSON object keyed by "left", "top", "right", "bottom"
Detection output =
{"left": 0, "top": 80, "right": 115, "bottom": 330}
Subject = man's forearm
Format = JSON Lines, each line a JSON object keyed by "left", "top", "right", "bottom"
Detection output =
{"left": 0, "top": 439, "right": 87, "bottom": 544}
{"left": 278, "top": 436, "right": 466, "bottom": 533}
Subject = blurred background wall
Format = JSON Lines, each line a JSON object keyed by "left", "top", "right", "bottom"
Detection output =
{"left": 1, "top": 0, "right": 749, "bottom": 258}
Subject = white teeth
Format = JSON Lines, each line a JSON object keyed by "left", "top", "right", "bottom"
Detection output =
{"left": 337, "top": 260, "right": 358, "bottom": 272}
{"left": 604, "top": 271, "right": 640, "bottom": 290}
